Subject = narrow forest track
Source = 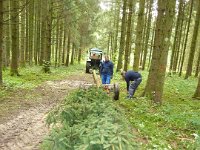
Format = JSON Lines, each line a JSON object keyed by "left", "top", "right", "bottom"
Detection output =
{"left": 0, "top": 73, "right": 93, "bottom": 150}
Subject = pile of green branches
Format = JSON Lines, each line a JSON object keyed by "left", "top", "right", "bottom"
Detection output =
{"left": 41, "top": 87, "right": 138, "bottom": 150}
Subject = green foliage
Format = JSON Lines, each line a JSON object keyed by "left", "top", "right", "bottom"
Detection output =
{"left": 113, "top": 71, "right": 200, "bottom": 149}
{"left": 0, "top": 64, "right": 84, "bottom": 100}
{"left": 42, "top": 87, "right": 138, "bottom": 150}
{"left": 2, "top": 64, "right": 83, "bottom": 89}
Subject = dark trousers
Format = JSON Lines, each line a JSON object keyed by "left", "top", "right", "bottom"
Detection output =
{"left": 129, "top": 78, "right": 142, "bottom": 97}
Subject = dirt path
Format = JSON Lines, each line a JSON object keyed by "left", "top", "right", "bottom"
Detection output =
{"left": 0, "top": 73, "right": 93, "bottom": 150}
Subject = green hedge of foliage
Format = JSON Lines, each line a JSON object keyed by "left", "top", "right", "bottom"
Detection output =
{"left": 42, "top": 87, "right": 138, "bottom": 150}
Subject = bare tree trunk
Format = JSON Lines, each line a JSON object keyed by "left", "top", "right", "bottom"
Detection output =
{"left": 142, "top": 0, "right": 153, "bottom": 70}
{"left": 10, "top": 0, "right": 20, "bottom": 76}
{"left": 148, "top": 24, "right": 155, "bottom": 70}
{"left": 116, "top": 0, "right": 127, "bottom": 71}
{"left": 58, "top": 20, "right": 63, "bottom": 67}
{"left": 179, "top": 0, "right": 193, "bottom": 76}
{"left": 113, "top": 0, "right": 120, "bottom": 63}
{"left": 124, "top": 0, "right": 134, "bottom": 71}
{"left": 25, "top": 0, "right": 29, "bottom": 64}
{"left": 20, "top": 0, "right": 26, "bottom": 67}
{"left": 0, "top": 0, "right": 3, "bottom": 84}
{"left": 169, "top": 0, "right": 184, "bottom": 74}
{"left": 28, "top": 0, "right": 34, "bottom": 65}
{"left": 194, "top": 74, "right": 200, "bottom": 98}
{"left": 34, "top": 0, "right": 41, "bottom": 65}
{"left": 55, "top": 19, "right": 59, "bottom": 67}
{"left": 139, "top": 2, "right": 148, "bottom": 68}
{"left": 144, "top": 0, "right": 175, "bottom": 103}
{"left": 178, "top": 13, "right": 187, "bottom": 74}
{"left": 78, "top": 37, "right": 82, "bottom": 64}
{"left": 45, "top": 0, "right": 52, "bottom": 63}
{"left": 62, "top": 25, "right": 67, "bottom": 65}
{"left": 195, "top": 49, "right": 200, "bottom": 77}
{"left": 133, "top": 0, "right": 145, "bottom": 71}
{"left": 107, "top": 32, "right": 111, "bottom": 56}
{"left": 110, "top": 33, "right": 113, "bottom": 59}
{"left": 185, "top": 0, "right": 200, "bottom": 79}
{"left": 70, "top": 43, "right": 75, "bottom": 65}
{"left": 66, "top": 31, "right": 71, "bottom": 67}
{"left": 4, "top": 0, "right": 11, "bottom": 67}
{"left": 173, "top": 1, "right": 185, "bottom": 73}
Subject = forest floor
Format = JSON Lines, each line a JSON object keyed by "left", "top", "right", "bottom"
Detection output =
{"left": 0, "top": 65, "right": 199, "bottom": 149}
{"left": 0, "top": 66, "right": 93, "bottom": 150}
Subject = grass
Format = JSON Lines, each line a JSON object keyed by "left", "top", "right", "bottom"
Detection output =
{"left": 1, "top": 64, "right": 200, "bottom": 149}
{"left": 112, "top": 71, "right": 200, "bottom": 149}
{"left": 0, "top": 64, "right": 86, "bottom": 120}
{"left": 0, "top": 64, "right": 84, "bottom": 100}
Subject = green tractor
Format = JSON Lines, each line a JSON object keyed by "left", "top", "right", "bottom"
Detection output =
{"left": 86, "top": 48, "right": 103, "bottom": 73}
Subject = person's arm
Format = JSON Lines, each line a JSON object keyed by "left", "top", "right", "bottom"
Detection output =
{"left": 125, "top": 78, "right": 129, "bottom": 91}
{"left": 110, "top": 62, "right": 114, "bottom": 77}
{"left": 100, "top": 62, "right": 103, "bottom": 75}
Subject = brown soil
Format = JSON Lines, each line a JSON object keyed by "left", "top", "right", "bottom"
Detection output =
{"left": 0, "top": 73, "right": 93, "bottom": 150}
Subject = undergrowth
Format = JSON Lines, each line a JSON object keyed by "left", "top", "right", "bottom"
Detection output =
{"left": 42, "top": 87, "right": 138, "bottom": 150}
{"left": 113, "top": 71, "right": 200, "bottom": 149}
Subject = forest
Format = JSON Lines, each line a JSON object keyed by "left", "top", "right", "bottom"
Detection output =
{"left": 0, "top": 0, "right": 200, "bottom": 149}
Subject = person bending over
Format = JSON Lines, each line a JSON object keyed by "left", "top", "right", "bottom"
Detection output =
{"left": 121, "top": 70, "right": 142, "bottom": 99}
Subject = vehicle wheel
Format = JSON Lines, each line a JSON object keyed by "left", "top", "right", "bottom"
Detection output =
{"left": 113, "top": 83, "right": 119, "bottom": 100}
{"left": 86, "top": 62, "right": 90, "bottom": 73}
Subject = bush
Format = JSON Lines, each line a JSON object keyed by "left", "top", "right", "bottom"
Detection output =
{"left": 42, "top": 87, "right": 138, "bottom": 150}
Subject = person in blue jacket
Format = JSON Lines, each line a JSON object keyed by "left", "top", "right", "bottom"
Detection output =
{"left": 121, "top": 70, "right": 142, "bottom": 99}
{"left": 100, "top": 56, "right": 114, "bottom": 84}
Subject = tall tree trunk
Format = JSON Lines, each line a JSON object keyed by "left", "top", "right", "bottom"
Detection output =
{"left": 139, "top": 2, "right": 148, "bottom": 68}
{"left": 110, "top": 33, "right": 113, "bottom": 59}
{"left": 46, "top": 0, "right": 52, "bottom": 62}
{"left": 10, "top": 0, "right": 20, "bottom": 76}
{"left": 124, "top": 0, "right": 134, "bottom": 71}
{"left": 20, "top": 0, "right": 26, "bottom": 67}
{"left": 35, "top": 0, "right": 41, "bottom": 65}
{"left": 25, "top": 0, "right": 29, "bottom": 64}
{"left": 144, "top": 0, "right": 176, "bottom": 103}
{"left": 40, "top": 1, "right": 47, "bottom": 65}
{"left": 0, "top": 0, "right": 3, "bottom": 84}
{"left": 195, "top": 49, "right": 200, "bottom": 77}
{"left": 142, "top": 0, "right": 153, "bottom": 70}
{"left": 148, "top": 23, "right": 155, "bottom": 70}
{"left": 116, "top": 0, "right": 127, "bottom": 71}
{"left": 172, "top": 3, "right": 185, "bottom": 74}
{"left": 107, "top": 32, "right": 110, "bottom": 56}
{"left": 169, "top": 0, "right": 184, "bottom": 74}
{"left": 28, "top": 0, "right": 34, "bottom": 65}
{"left": 133, "top": 0, "right": 145, "bottom": 71}
{"left": 55, "top": 19, "right": 59, "bottom": 67}
{"left": 194, "top": 74, "right": 200, "bottom": 98}
{"left": 179, "top": 0, "right": 193, "bottom": 76}
{"left": 113, "top": 0, "right": 120, "bottom": 63}
{"left": 78, "top": 37, "right": 82, "bottom": 64}
{"left": 70, "top": 43, "right": 75, "bottom": 65}
{"left": 62, "top": 26, "right": 67, "bottom": 65}
{"left": 178, "top": 13, "right": 187, "bottom": 74}
{"left": 5, "top": 0, "right": 10, "bottom": 67}
{"left": 58, "top": 21, "right": 63, "bottom": 67}
{"left": 66, "top": 31, "right": 71, "bottom": 67}
{"left": 185, "top": 0, "right": 200, "bottom": 79}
